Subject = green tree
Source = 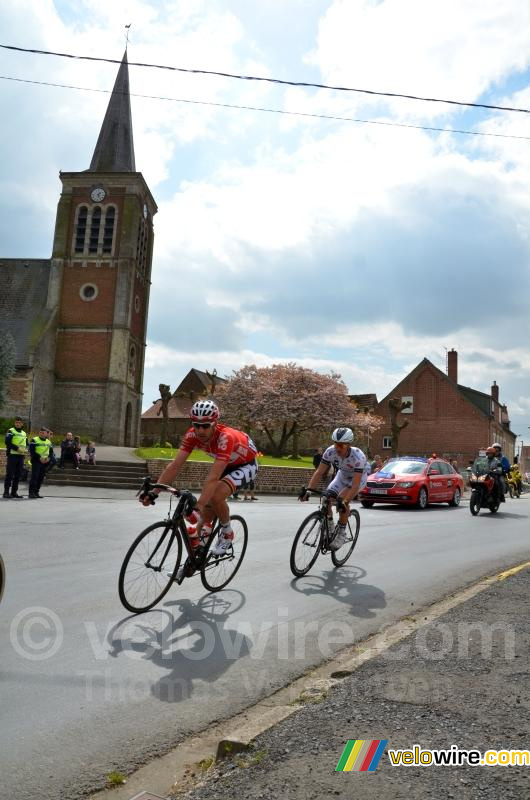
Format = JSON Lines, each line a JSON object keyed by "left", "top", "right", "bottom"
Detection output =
{"left": 0, "top": 332, "right": 16, "bottom": 409}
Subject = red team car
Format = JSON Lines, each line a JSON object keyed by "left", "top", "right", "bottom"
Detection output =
{"left": 360, "top": 456, "right": 464, "bottom": 509}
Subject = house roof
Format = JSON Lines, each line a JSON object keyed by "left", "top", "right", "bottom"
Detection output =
{"left": 350, "top": 393, "right": 378, "bottom": 413}
{"left": 173, "top": 367, "right": 227, "bottom": 396}
{"left": 142, "top": 396, "right": 193, "bottom": 420}
{"left": 0, "top": 259, "right": 53, "bottom": 366}
{"left": 88, "top": 50, "right": 136, "bottom": 172}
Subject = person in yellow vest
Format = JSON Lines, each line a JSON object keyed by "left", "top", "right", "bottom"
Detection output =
{"left": 28, "top": 426, "right": 53, "bottom": 499}
{"left": 3, "top": 417, "right": 28, "bottom": 499}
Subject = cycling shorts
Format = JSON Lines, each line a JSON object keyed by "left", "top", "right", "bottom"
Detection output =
{"left": 221, "top": 460, "right": 258, "bottom": 493}
{"left": 326, "top": 469, "right": 367, "bottom": 497}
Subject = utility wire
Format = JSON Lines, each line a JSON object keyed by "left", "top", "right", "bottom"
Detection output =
{"left": 2, "top": 42, "right": 530, "bottom": 115}
{"left": 1, "top": 73, "right": 528, "bottom": 141}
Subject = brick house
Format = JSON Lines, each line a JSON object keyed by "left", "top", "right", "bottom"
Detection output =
{"left": 370, "top": 350, "right": 516, "bottom": 466}
{"left": 140, "top": 368, "right": 226, "bottom": 446}
{"left": 0, "top": 51, "right": 155, "bottom": 445}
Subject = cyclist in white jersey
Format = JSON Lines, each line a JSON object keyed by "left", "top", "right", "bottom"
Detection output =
{"left": 300, "top": 427, "right": 368, "bottom": 550}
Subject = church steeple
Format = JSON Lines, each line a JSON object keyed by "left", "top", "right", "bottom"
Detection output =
{"left": 89, "top": 50, "right": 136, "bottom": 172}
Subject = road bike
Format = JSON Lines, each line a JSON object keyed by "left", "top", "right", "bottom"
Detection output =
{"left": 290, "top": 489, "right": 360, "bottom": 577}
{"left": 118, "top": 478, "right": 248, "bottom": 614}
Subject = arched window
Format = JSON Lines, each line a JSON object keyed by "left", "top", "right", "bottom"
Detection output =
{"left": 136, "top": 218, "right": 149, "bottom": 276}
{"left": 102, "top": 207, "right": 115, "bottom": 254}
{"left": 88, "top": 207, "right": 102, "bottom": 253}
{"left": 74, "top": 206, "right": 88, "bottom": 253}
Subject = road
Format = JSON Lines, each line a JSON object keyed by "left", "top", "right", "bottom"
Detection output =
{"left": 0, "top": 492, "right": 529, "bottom": 799}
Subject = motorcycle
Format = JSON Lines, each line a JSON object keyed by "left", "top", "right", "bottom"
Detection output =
{"left": 469, "top": 469, "right": 501, "bottom": 515}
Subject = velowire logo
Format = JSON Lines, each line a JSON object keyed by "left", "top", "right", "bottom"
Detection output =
{"left": 336, "top": 739, "right": 388, "bottom": 772}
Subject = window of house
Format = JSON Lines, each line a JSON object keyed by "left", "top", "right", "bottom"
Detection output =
{"left": 383, "top": 436, "right": 392, "bottom": 449}
{"left": 88, "top": 207, "right": 102, "bottom": 253}
{"left": 102, "top": 207, "right": 115, "bottom": 254}
{"left": 401, "top": 395, "right": 413, "bottom": 413}
{"left": 74, "top": 206, "right": 88, "bottom": 253}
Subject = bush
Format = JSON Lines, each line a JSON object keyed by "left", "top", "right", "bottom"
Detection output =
{"left": 154, "top": 441, "right": 173, "bottom": 449}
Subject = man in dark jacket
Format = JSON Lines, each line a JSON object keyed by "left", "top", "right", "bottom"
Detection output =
{"left": 3, "top": 417, "right": 27, "bottom": 499}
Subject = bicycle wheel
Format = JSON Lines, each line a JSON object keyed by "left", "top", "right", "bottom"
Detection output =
{"left": 201, "top": 515, "right": 248, "bottom": 592}
{"left": 119, "top": 521, "right": 182, "bottom": 613}
{"left": 290, "top": 511, "right": 323, "bottom": 577}
{"left": 331, "top": 509, "right": 360, "bottom": 567}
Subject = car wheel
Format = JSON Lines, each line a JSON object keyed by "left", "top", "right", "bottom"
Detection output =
{"left": 448, "top": 488, "right": 461, "bottom": 507}
{"left": 416, "top": 486, "right": 428, "bottom": 509}
{"left": 361, "top": 501, "right": 374, "bottom": 508}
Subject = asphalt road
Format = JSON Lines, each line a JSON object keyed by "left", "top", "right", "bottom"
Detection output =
{"left": 0, "top": 492, "right": 529, "bottom": 799}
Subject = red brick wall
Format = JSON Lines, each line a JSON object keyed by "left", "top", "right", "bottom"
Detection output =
{"left": 55, "top": 332, "right": 111, "bottom": 380}
{"left": 59, "top": 267, "right": 117, "bottom": 325}
{"left": 130, "top": 274, "right": 147, "bottom": 340}
{"left": 145, "top": 459, "right": 323, "bottom": 495}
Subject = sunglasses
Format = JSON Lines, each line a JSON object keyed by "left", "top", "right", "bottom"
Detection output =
{"left": 193, "top": 422, "right": 213, "bottom": 429}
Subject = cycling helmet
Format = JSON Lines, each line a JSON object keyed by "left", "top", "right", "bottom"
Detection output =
{"left": 331, "top": 427, "right": 354, "bottom": 444}
{"left": 190, "top": 400, "right": 219, "bottom": 423}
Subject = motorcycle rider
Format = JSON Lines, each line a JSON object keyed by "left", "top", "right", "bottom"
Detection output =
{"left": 491, "top": 443, "right": 509, "bottom": 503}
{"left": 475, "top": 446, "right": 504, "bottom": 504}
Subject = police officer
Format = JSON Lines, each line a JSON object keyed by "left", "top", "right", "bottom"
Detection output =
{"left": 28, "top": 427, "right": 53, "bottom": 499}
{"left": 3, "top": 417, "right": 27, "bottom": 499}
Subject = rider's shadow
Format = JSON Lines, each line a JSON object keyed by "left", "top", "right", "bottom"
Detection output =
{"left": 291, "top": 566, "right": 387, "bottom": 619}
{"left": 108, "top": 591, "right": 251, "bottom": 703}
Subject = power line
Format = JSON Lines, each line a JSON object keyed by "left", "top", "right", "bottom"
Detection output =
{"left": 2, "top": 73, "right": 529, "bottom": 140}
{"left": 2, "top": 42, "right": 530, "bottom": 115}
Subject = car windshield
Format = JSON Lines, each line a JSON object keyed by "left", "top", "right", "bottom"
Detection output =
{"left": 380, "top": 460, "right": 425, "bottom": 475}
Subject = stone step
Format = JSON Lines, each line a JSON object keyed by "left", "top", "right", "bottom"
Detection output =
{"left": 46, "top": 479, "right": 140, "bottom": 490}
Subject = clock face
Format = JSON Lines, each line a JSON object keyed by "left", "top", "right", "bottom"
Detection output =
{"left": 90, "top": 187, "right": 106, "bottom": 202}
{"left": 143, "top": 203, "right": 148, "bottom": 219}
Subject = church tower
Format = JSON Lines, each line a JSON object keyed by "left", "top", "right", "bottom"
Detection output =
{"left": 50, "top": 51, "right": 156, "bottom": 445}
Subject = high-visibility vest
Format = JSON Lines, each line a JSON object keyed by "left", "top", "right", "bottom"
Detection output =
{"left": 8, "top": 427, "right": 27, "bottom": 454}
{"left": 32, "top": 436, "right": 51, "bottom": 457}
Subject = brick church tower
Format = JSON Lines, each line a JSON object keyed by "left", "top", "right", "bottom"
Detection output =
{"left": 50, "top": 51, "right": 156, "bottom": 445}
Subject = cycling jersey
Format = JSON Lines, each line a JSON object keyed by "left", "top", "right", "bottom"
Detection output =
{"left": 321, "top": 445, "right": 367, "bottom": 480}
{"left": 180, "top": 424, "right": 258, "bottom": 465}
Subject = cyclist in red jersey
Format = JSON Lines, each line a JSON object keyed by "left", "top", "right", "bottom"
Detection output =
{"left": 140, "top": 400, "right": 258, "bottom": 556}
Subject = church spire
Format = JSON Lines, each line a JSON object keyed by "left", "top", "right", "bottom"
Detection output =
{"left": 89, "top": 50, "right": 136, "bottom": 172}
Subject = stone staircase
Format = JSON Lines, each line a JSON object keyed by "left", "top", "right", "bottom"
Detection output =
{"left": 44, "top": 459, "right": 149, "bottom": 491}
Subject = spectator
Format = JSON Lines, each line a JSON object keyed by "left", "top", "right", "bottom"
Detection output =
{"left": 243, "top": 479, "right": 258, "bottom": 501}
{"left": 73, "top": 436, "right": 82, "bottom": 467}
{"left": 3, "top": 416, "right": 27, "bottom": 499}
{"left": 28, "top": 427, "right": 53, "bottom": 498}
{"left": 85, "top": 441, "right": 96, "bottom": 465}
{"left": 312, "top": 448, "right": 323, "bottom": 469}
{"left": 370, "top": 454, "right": 383, "bottom": 473}
{"left": 59, "top": 432, "right": 79, "bottom": 469}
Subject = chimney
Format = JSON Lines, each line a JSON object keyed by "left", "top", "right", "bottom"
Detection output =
{"left": 491, "top": 381, "right": 499, "bottom": 403}
{"left": 447, "top": 349, "right": 458, "bottom": 383}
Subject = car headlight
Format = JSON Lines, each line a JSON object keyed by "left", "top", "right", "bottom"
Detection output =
{"left": 397, "top": 481, "right": 415, "bottom": 488}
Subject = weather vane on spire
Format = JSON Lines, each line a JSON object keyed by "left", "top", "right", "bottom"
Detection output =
{"left": 125, "top": 24, "right": 131, "bottom": 47}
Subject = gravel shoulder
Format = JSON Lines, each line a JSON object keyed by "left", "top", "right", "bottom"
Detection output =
{"left": 175, "top": 567, "right": 530, "bottom": 800}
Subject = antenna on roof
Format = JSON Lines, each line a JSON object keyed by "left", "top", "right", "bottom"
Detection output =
{"left": 125, "top": 23, "right": 131, "bottom": 48}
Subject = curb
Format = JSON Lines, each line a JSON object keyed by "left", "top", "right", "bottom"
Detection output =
{"left": 89, "top": 560, "right": 530, "bottom": 800}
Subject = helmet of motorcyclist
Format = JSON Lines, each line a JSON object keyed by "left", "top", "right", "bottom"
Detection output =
{"left": 190, "top": 400, "right": 219, "bottom": 423}
{"left": 331, "top": 427, "right": 354, "bottom": 444}
{"left": 491, "top": 442, "right": 501, "bottom": 450}
{"left": 485, "top": 446, "right": 496, "bottom": 455}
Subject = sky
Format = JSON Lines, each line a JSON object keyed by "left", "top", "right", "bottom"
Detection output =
{"left": 1, "top": 0, "right": 530, "bottom": 450}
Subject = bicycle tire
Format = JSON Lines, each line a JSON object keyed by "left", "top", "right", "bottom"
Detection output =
{"left": 290, "top": 511, "right": 323, "bottom": 577}
{"left": 331, "top": 509, "right": 360, "bottom": 567}
{"left": 119, "top": 521, "right": 182, "bottom": 613}
{"left": 201, "top": 514, "right": 248, "bottom": 592}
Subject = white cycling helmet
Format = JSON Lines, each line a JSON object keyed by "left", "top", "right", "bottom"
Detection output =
{"left": 190, "top": 400, "right": 219, "bottom": 423}
{"left": 331, "top": 427, "right": 354, "bottom": 444}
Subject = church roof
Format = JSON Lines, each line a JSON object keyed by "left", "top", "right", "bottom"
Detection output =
{"left": 0, "top": 259, "right": 52, "bottom": 366}
{"left": 88, "top": 50, "right": 136, "bottom": 172}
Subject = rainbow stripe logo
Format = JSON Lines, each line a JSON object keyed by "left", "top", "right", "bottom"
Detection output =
{"left": 335, "top": 739, "right": 388, "bottom": 772}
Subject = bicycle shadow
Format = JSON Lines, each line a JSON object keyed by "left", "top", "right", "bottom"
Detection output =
{"left": 290, "top": 565, "right": 387, "bottom": 619}
{"left": 107, "top": 590, "right": 252, "bottom": 703}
